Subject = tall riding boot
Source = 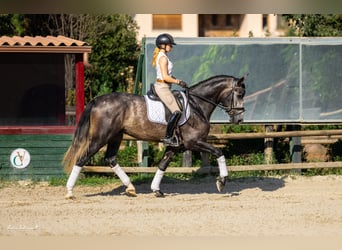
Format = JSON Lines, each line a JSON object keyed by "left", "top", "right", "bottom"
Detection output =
{"left": 163, "top": 111, "right": 182, "bottom": 146}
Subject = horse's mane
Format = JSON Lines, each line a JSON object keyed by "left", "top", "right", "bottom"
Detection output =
{"left": 190, "top": 75, "right": 238, "bottom": 89}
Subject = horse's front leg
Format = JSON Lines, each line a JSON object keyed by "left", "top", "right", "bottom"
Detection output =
{"left": 151, "top": 147, "right": 178, "bottom": 197}
{"left": 189, "top": 140, "right": 228, "bottom": 192}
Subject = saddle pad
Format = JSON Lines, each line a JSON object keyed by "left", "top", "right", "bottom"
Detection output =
{"left": 144, "top": 91, "right": 190, "bottom": 125}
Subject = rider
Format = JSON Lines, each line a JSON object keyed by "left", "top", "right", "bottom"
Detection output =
{"left": 152, "top": 33, "right": 188, "bottom": 146}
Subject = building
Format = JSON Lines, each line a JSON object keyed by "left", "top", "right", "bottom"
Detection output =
{"left": 134, "top": 14, "right": 284, "bottom": 41}
{"left": 0, "top": 35, "right": 91, "bottom": 180}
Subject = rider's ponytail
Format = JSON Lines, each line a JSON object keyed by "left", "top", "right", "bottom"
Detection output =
{"left": 152, "top": 47, "right": 160, "bottom": 67}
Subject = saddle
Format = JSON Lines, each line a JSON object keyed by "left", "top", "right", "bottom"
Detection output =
{"left": 144, "top": 84, "right": 190, "bottom": 126}
{"left": 146, "top": 84, "right": 186, "bottom": 112}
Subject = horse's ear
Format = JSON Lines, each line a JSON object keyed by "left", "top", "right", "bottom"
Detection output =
{"left": 237, "top": 76, "right": 245, "bottom": 86}
{"left": 237, "top": 73, "right": 248, "bottom": 86}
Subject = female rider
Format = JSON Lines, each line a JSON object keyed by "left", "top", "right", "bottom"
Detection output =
{"left": 151, "top": 33, "right": 188, "bottom": 147}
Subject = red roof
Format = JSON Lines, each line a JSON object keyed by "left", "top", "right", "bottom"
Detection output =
{"left": 0, "top": 35, "right": 91, "bottom": 53}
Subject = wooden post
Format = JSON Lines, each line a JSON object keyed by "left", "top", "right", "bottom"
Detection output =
{"left": 289, "top": 125, "right": 302, "bottom": 173}
{"left": 289, "top": 125, "right": 302, "bottom": 163}
{"left": 182, "top": 150, "right": 192, "bottom": 167}
{"left": 134, "top": 40, "right": 148, "bottom": 167}
{"left": 290, "top": 136, "right": 302, "bottom": 163}
{"left": 201, "top": 152, "right": 210, "bottom": 167}
{"left": 264, "top": 125, "right": 274, "bottom": 164}
{"left": 138, "top": 141, "right": 149, "bottom": 167}
{"left": 75, "top": 54, "right": 85, "bottom": 124}
{"left": 137, "top": 140, "right": 143, "bottom": 165}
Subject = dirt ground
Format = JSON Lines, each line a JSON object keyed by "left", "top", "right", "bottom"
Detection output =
{"left": 1, "top": 175, "right": 342, "bottom": 237}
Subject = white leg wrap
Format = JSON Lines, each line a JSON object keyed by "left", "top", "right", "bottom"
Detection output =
{"left": 66, "top": 165, "right": 82, "bottom": 191}
{"left": 151, "top": 169, "right": 165, "bottom": 191}
{"left": 112, "top": 164, "right": 131, "bottom": 186}
{"left": 217, "top": 155, "right": 228, "bottom": 177}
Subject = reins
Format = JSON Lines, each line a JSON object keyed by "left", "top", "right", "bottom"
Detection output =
{"left": 187, "top": 90, "right": 229, "bottom": 110}
{"left": 185, "top": 80, "right": 245, "bottom": 116}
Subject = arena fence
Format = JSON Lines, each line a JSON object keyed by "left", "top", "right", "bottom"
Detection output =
{"left": 83, "top": 129, "right": 342, "bottom": 174}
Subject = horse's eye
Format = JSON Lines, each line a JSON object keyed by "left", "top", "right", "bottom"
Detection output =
{"left": 235, "top": 88, "right": 245, "bottom": 98}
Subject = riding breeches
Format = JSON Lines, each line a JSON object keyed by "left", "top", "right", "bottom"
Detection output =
{"left": 154, "top": 82, "right": 181, "bottom": 113}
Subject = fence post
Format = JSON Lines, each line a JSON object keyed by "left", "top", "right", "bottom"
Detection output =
{"left": 264, "top": 125, "right": 274, "bottom": 164}
{"left": 182, "top": 150, "right": 192, "bottom": 167}
{"left": 137, "top": 140, "right": 149, "bottom": 167}
{"left": 289, "top": 125, "right": 302, "bottom": 173}
{"left": 201, "top": 152, "right": 210, "bottom": 167}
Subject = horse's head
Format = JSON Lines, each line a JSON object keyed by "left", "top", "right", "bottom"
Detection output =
{"left": 220, "top": 76, "right": 246, "bottom": 124}
{"left": 189, "top": 74, "right": 246, "bottom": 124}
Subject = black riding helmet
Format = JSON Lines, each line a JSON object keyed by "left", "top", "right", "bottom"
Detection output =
{"left": 156, "top": 33, "right": 176, "bottom": 48}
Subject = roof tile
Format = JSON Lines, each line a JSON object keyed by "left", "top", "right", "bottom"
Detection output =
{"left": 0, "top": 35, "right": 91, "bottom": 53}
{"left": 0, "top": 35, "right": 88, "bottom": 47}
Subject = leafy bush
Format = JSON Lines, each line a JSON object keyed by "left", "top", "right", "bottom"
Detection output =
{"left": 222, "top": 124, "right": 263, "bottom": 133}
{"left": 86, "top": 143, "right": 139, "bottom": 167}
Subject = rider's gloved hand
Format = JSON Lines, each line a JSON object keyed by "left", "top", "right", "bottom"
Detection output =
{"left": 178, "top": 80, "right": 188, "bottom": 89}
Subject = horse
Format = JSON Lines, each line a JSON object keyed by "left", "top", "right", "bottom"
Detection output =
{"left": 63, "top": 74, "right": 246, "bottom": 198}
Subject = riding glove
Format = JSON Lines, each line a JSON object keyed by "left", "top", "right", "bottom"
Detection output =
{"left": 178, "top": 80, "right": 188, "bottom": 88}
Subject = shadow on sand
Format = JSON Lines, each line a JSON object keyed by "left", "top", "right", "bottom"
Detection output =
{"left": 85, "top": 175, "right": 286, "bottom": 198}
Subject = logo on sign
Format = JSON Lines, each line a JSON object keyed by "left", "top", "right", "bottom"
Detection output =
{"left": 10, "top": 148, "right": 31, "bottom": 169}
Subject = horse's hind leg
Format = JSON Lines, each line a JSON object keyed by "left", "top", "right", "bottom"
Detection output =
{"left": 66, "top": 166, "right": 83, "bottom": 199}
{"left": 105, "top": 134, "right": 137, "bottom": 197}
{"left": 65, "top": 142, "right": 104, "bottom": 199}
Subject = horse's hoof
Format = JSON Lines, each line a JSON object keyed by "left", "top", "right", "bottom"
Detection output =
{"left": 153, "top": 190, "right": 165, "bottom": 198}
{"left": 124, "top": 188, "right": 137, "bottom": 197}
{"left": 216, "top": 177, "right": 226, "bottom": 193}
{"left": 65, "top": 193, "right": 76, "bottom": 200}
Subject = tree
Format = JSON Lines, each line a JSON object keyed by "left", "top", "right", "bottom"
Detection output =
{"left": 82, "top": 15, "right": 139, "bottom": 100}
{"left": 1, "top": 14, "right": 140, "bottom": 104}
{"left": 0, "top": 14, "right": 16, "bottom": 35}
{"left": 283, "top": 14, "right": 342, "bottom": 37}
{"left": 45, "top": 14, "right": 140, "bottom": 102}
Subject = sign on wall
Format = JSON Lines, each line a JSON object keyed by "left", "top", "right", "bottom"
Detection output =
{"left": 10, "top": 148, "right": 31, "bottom": 169}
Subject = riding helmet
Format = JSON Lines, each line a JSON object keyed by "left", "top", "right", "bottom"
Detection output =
{"left": 156, "top": 33, "right": 176, "bottom": 48}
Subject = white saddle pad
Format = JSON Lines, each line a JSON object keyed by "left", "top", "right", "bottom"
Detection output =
{"left": 144, "top": 91, "right": 190, "bottom": 125}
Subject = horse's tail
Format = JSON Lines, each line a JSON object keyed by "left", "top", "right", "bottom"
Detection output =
{"left": 63, "top": 100, "right": 94, "bottom": 174}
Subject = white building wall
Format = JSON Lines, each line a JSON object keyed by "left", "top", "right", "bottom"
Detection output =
{"left": 134, "top": 14, "right": 281, "bottom": 40}
{"left": 134, "top": 14, "right": 198, "bottom": 42}
{"left": 239, "top": 14, "right": 263, "bottom": 37}
{"left": 267, "top": 14, "right": 278, "bottom": 34}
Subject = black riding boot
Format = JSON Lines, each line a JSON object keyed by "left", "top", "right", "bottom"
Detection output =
{"left": 163, "top": 111, "right": 182, "bottom": 146}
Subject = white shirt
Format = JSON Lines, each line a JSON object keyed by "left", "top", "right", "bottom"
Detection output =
{"left": 156, "top": 51, "right": 173, "bottom": 80}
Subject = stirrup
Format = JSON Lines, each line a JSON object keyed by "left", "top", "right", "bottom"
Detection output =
{"left": 163, "top": 135, "right": 179, "bottom": 147}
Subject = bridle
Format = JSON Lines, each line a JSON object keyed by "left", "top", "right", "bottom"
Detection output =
{"left": 186, "top": 79, "right": 245, "bottom": 117}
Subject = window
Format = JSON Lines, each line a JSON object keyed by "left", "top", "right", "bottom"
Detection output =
{"left": 0, "top": 53, "right": 66, "bottom": 125}
{"left": 225, "top": 15, "right": 232, "bottom": 26}
{"left": 152, "top": 14, "right": 182, "bottom": 30}
{"left": 211, "top": 15, "right": 218, "bottom": 26}
{"left": 263, "top": 14, "right": 268, "bottom": 30}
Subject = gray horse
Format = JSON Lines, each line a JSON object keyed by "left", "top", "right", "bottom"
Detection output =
{"left": 63, "top": 75, "right": 246, "bottom": 198}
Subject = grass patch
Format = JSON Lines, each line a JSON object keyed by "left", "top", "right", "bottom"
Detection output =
{"left": 0, "top": 179, "right": 12, "bottom": 189}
